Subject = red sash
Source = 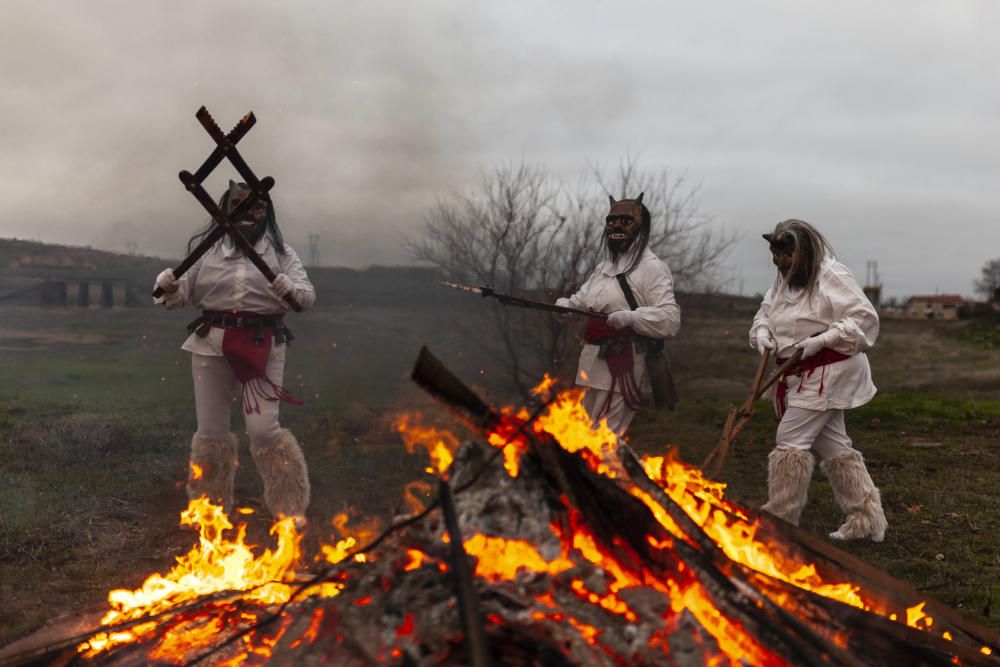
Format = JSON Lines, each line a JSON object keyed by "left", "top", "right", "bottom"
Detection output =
{"left": 212, "top": 311, "right": 302, "bottom": 414}
{"left": 583, "top": 317, "right": 645, "bottom": 416}
{"left": 774, "top": 348, "right": 850, "bottom": 420}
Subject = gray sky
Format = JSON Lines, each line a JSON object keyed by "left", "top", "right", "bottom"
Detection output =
{"left": 2, "top": 1, "right": 997, "bottom": 298}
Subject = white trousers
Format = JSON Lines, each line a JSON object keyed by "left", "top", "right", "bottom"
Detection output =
{"left": 582, "top": 388, "right": 637, "bottom": 437}
{"left": 775, "top": 406, "right": 855, "bottom": 461}
{"left": 192, "top": 352, "right": 285, "bottom": 446}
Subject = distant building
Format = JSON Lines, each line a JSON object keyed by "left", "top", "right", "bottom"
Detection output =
{"left": 0, "top": 278, "right": 137, "bottom": 308}
{"left": 903, "top": 294, "right": 965, "bottom": 320}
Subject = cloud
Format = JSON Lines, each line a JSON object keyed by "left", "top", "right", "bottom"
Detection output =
{"left": 1, "top": 0, "right": 997, "bottom": 297}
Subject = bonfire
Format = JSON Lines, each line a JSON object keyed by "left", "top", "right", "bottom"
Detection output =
{"left": 0, "top": 349, "right": 997, "bottom": 666}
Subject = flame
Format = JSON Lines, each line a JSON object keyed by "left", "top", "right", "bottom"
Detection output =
{"left": 148, "top": 615, "right": 225, "bottom": 662}
{"left": 401, "top": 479, "right": 432, "bottom": 514}
{"left": 77, "top": 384, "right": 984, "bottom": 663}
{"left": 80, "top": 498, "right": 304, "bottom": 657}
{"left": 464, "top": 534, "right": 574, "bottom": 581}
{"left": 489, "top": 388, "right": 950, "bottom": 648}
{"left": 530, "top": 373, "right": 558, "bottom": 400}
{"left": 395, "top": 413, "right": 457, "bottom": 475}
{"left": 486, "top": 411, "right": 530, "bottom": 477}
{"left": 321, "top": 512, "right": 380, "bottom": 565}
{"left": 552, "top": 509, "right": 781, "bottom": 664}
{"left": 566, "top": 616, "right": 601, "bottom": 645}
{"left": 637, "top": 453, "right": 868, "bottom": 609}
{"left": 532, "top": 388, "right": 619, "bottom": 477}
{"left": 403, "top": 549, "right": 430, "bottom": 571}
{"left": 291, "top": 608, "right": 325, "bottom": 648}
{"left": 906, "top": 602, "right": 934, "bottom": 631}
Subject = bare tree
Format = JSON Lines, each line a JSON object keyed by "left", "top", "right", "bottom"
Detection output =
{"left": 974, "top": 258, "right": 1000, "bottom": 302}
{"left": 407, "top": 158, "right": 735, "bottom": 398}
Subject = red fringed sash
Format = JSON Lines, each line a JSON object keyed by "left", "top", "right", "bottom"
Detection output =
{"left": 774, "top": 348, "right": 850, "bottom": 421}
{"left": 584, "top": 317, "right": 645, "bottom": 417}
{"left": 219, "top": 321, "right": 302, "bottom": 415}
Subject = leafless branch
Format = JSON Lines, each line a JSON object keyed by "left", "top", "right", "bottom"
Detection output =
{"left": 404, "top": 158, "right": 734, "bottom": 397}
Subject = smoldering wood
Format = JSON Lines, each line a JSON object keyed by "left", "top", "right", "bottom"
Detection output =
{"left": 3, "top": 351, "right": 998, "bottom": 666}
{"left": 438, "top": 478, "right": 494, "bottom": 667}
{"left": 21, "top": 434, "right": 991, "bottom": 666}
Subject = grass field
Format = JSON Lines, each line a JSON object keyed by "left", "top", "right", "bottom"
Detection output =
{"left": 1, "top": 301, "right": 999, "bottom": 645}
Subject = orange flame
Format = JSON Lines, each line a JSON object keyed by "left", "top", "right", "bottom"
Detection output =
{"left": 486, "top": 410, "right": 531, "bottom": 477}
{"left": 464, "top": 534, "right": 574, "bottom": 581}
{"left": 396, "top": 413, "right": 458, "bottom": 476}
{"left": 403, "top": 549, "right": 430, "bottom": 571}
{"left": 530, "top": 373, "right": 558, "bottom": 400}
{"left": 81, "top": 384, "right": 975, "bottom": 662}
{"left": 637, "top": 453, "right": 868, "bottom": 610}
{"left": 906, "top": 602, "right": 934, "bottom": 631}
{"left": 551, "top": 508, "right": 781, "bottom": 663}
{"left": 79, "top": 497, "right": 304, "bottom": 657}
{"left": 487, "top": 388, "right": 948, "bottom": 647}
{"left": 320, "top": 511, "right": 380, "bottom": 565}
{"left": 401, "top": 479, "right": 432, "bottom": 514}
{"left": 533, "top": 388, "right": 619, "bottom": 477}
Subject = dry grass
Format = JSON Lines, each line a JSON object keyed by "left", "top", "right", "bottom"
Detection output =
{"left": 1, "top": 303, "right": 999, "bottom": 648}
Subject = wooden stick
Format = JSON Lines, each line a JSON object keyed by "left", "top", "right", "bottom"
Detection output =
{"left": 439, "top": 479, "right": 495, "bottom": 667}
{"left": 702, "top": 348, "right": 804, "bottom": 478}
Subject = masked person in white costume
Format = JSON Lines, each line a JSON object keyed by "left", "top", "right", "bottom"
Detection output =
{"left": 751, "top": 219, "right": 887, "bottom": 541}
{"left": 556, "top": 194, "right": 681, "bottom": 437}
{"left": 154, "top": 181, "right": 315, "bottom": 528}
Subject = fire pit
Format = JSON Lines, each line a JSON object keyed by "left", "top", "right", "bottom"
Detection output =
{"left": 1, "top": 349, "right": 997, "bottom": 666}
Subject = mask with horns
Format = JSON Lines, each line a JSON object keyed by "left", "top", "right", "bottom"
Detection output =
{"left": 605, "top": 192, "right": 648, "bottom": 256}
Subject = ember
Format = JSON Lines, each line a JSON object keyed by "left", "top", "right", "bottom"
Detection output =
{"left": 1, "top": 349, "right": 997, "bottom": 666}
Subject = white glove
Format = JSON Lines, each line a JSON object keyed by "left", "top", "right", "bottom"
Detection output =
{"left": 795, "top": 330, "right": 834, "bottom": 359}
{"left": 754, "top": 329, "right": 776, "bottom": 355}
{"left": 271, "top": 273, "right": 295, "bottom": 297}
{"left": 155, "top": 268, "right": 178, "bottom": 294}
{"left": 606, "top": 310, "right": 634, "bottom": 330}
{"left": 162, "top": 290, "right": 185, "bottom": 310}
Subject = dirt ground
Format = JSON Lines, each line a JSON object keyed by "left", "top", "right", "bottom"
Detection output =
{"left": 1, "top": 303, "right": 999, "bottom": 649}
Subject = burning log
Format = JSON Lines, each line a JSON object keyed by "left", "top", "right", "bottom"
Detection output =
{"left": 1, "top": 348, "right": 998, "bottom": 666}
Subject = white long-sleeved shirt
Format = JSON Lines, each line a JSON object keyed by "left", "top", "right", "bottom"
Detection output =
{"left": 155, "top": 237, "right": 315, "bottom": 356}
{"left": 749, "top": 257, "right": 878, "bottom": 411}
{"left": 564, "top": 248, "right": 681, "bottom": 393}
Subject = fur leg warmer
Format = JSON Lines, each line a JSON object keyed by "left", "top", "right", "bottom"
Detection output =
{"left": 250, "top": 428, "right": 310, "bottom": 522}
{"left": 761, "top": 448, "right": 815, "bottom": 526}
{"left": 821, "top": 450, "right": 888, "bottom": 542}
{"left": 187, "top": 433, "right": 238, "bottom": 513}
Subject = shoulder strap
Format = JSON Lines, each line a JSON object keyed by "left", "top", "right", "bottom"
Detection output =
{"left": 617, "top": 272, "right": 665, "bottom": 354}
{"left": 615, "top": 273, "right": 639, "bottom": 311}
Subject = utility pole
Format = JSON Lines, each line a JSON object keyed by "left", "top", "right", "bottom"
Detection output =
{"left": 308, "top": 234, "right": 320, "bottom": 267}
{"left": 864, "top": 260, "right": 882, "bottom": 309}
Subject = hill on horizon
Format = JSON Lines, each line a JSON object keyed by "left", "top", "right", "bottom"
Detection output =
{"left": 0, "top": 237, "right": 758, "bottom": 312}
{"left": 0, "top": 238, "right": 469, "bottom": 309}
